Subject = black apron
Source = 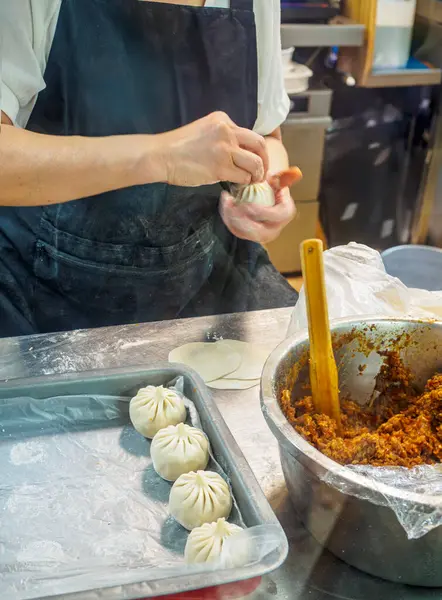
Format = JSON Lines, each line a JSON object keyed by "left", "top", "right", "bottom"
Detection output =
{"left": 0, "top": 0, "right": 298, "bottom": 337}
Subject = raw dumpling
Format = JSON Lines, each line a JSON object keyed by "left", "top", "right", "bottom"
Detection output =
{"left": 129, "top": 385, "right": 186, "bottom": 439}
{"left": 184, "top": 518, "right": 243, "bottom": 564}
{"left": 234, "top": 181, "right": 275, "bottom": 207}
{"left": 169, "top": 471, "right": 232, "bottom": 530}
{"left": 151, "top": 423, "right": 209, "bottom": 482}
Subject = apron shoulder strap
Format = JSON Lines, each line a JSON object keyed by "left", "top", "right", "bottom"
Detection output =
{"left": 230, "top": 0, "right": 254, "bottom": 10}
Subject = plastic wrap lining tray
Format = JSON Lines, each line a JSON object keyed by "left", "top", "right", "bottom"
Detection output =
{"left": 0, "top": 364, "right": 288, "bottom": 600}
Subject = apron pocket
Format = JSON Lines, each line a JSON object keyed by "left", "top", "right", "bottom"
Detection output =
{"left": 32, "top": 235, "right": 215, "bottom": 331}
{"left": 37, "top": 217, "right": 215, "bottom": 269}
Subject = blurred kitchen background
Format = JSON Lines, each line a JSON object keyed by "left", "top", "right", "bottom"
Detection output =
{"left": 269, "top": 0, "right": 442, "bottom": 287}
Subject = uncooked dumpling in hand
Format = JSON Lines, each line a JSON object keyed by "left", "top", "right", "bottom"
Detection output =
{"left": 234, "top": 167, "right": 303, "bottom": 208}
{"left": 234, "top": 181, "right": 275, "bottom": 207}
{"left": 169, "top": 471, "right": 232, "bottom": 530}
{"left": 129, "top": 385, "right": 186, "bottom": 439}
{"left": 184, "top": 518, "right": 243, "bottom": 564}
{"left": 151, "top": 423, "right": 209, "bottom": 482}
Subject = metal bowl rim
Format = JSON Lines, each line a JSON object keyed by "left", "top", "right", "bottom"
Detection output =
{"left": 261, "top": 315, "right": 442, "bottom": 508}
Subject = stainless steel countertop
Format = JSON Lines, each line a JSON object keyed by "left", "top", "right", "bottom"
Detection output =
{"left": 0, "top": 309, "right": 439, "bottom": 600}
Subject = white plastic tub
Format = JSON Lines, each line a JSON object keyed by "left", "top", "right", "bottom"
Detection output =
{"left": 282, "top": 47, "right": 312, "bottom": 94}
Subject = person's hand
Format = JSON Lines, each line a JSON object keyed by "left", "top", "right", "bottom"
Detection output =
{"left": 219, "top": 167, "right": 302, "bottom": 244}
{"left": 156, "top": 112, "right": 269, "bottom": 187}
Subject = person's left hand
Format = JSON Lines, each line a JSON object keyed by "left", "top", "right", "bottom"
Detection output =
{"left": 219, "top": 168, "right": 302, "bottom": 244}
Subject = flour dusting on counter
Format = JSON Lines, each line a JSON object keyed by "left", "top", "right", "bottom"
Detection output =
{"left": 10, "top": 441, "right": 47, "bottom": 466}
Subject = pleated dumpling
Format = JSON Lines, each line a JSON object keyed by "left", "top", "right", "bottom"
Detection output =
{"left": 169, "top": 471, "right": 232, "bottom": 530}
{"left": 184, "top": 518, "right": 243, "bottom": 564}
{"left": 234, "top": 181, "right": 275, "bottom": 207}
{"left": 129, "top": 385, "right": 186, "bottom": 439}
{"left": 151, "top": 423, "right": 209, "bottom": 482}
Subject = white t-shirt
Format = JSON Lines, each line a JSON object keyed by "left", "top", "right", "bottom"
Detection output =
{"left": 0, "top": 0, "right": 289, "bottom": 136}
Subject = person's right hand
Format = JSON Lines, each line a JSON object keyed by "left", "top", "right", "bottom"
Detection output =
{"left": 156, "top": 112, "right": 269, "bottom": 187}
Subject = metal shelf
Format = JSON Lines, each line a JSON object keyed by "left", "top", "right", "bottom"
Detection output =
{"left": 416, "top": 0, "right": 442, "bottom": 23}
{"left": 281, "top": 17, "right": 365, "bottom": 49}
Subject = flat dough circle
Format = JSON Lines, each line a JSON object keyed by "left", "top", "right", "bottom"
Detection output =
{"left": 207, "top": 379, "right": 260, "bottom": 390}
{"left": 169, "top": 342, "right": 241, "bottom": 383}
{"left": 216, "top": 340, "right": 270, "bottom": 380}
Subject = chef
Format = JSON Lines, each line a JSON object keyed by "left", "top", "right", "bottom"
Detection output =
{"left": 0, "top": 0, "right": 301, "bottom": 338}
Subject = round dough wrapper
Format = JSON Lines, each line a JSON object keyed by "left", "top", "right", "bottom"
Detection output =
{"left": 207, "top": 379, "right": 259, "bottom": 390}
{"left": 217, "top": 340, "right": 270, "bottom": 381}
{"left": 184, "top": 518, "right": 243, "bottom": 564}
{"left": 169, "top": 471, "right": 232, "bottom": 530}
{"left": 168, "top": 342, "right": 241, "bottom": 383}
{"left": 151, "top": 423, "right": 209, "bottom": 482}
{"left": 129, "top": 385, "right": 186, "bottom": 439}
{"left": 234, "top": 181, "right": 275, "bottom": 207}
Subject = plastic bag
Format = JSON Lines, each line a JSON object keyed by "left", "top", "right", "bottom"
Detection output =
{"left": 288, "top": 242, "right": 442, "bottom": 336}
{"left": 287, "top": 243, "right": 442, "bottom": 540}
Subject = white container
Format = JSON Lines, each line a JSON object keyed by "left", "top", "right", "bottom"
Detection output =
{"left": 282, "top": 47, "right": 296, "bottom": 70}
{"left": 281, "top": 47, "right": 313, "bottom": 94}
{"left": 373, "top": 0, "right": 417, "bottom": 69}
{"left": 284, "top": 63, "right": 313, "bottom": 94}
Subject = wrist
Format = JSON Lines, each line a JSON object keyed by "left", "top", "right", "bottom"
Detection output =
{"left": 264, "top": 135, "right": 289, "bottom": 175}
{"left": 133, "top": 134, "right": 169, "bottom": 185}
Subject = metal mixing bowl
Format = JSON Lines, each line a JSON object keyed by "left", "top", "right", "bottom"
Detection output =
{"left": 261, "top": 317, "right": 442, "bottom": 587}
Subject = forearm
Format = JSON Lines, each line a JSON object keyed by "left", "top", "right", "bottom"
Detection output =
{"left": 0, "top": 124, "right": 164, "bottom": 207}
{"left": 264, "top": 129, "right": 289, "bottom": 175}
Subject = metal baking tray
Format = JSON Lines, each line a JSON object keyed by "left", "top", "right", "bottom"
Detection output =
{"left": 0, "top": 364, "right": 288, "bottom": 600}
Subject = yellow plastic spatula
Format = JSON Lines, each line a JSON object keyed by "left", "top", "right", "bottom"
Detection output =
{"left": 301, "top": 239, "right": 341, "bottom": 431}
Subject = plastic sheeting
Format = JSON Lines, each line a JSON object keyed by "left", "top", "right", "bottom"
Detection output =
{"left": 0, "top": 377, "right": 279, "bottom": 599}
{"left": 323, "top": 464, "right": 442, "bottom": 540}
